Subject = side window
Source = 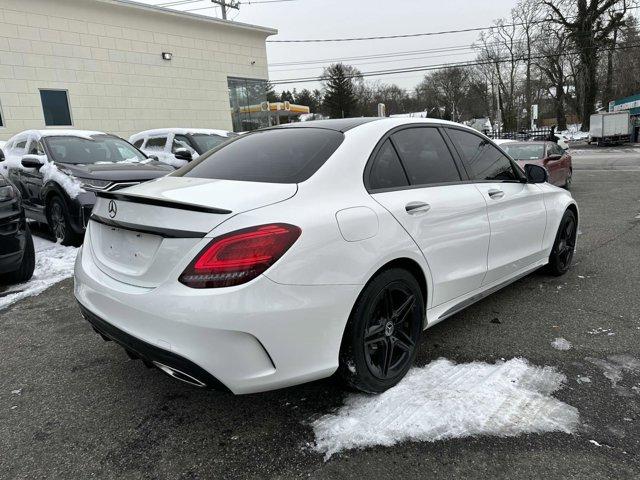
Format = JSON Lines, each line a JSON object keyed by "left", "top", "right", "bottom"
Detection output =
{"left": 28, "top": 140, "right": 45, "bottom": 155}
{"left": 391, "top": 128, "right": 461, "bottom": 185}
{"left": 447, "top": 129, "right": 518, "bottom": 182}
{"left": 14, "top": 139, "right": 27, "bottom": 154}
{"left": 132, "top": 139, "right": 144, "bottom": 148}
{"left": 145, "top": 137, "right": 167, "bottom": 150}
{"left": 172, "top": 135, "right": 196, "bottom": 154}
{"left": 550, "top": 143, "right": 563, "bottom": 156}
{"left": 369, "top": 139, "right": 409, "bottom": 190}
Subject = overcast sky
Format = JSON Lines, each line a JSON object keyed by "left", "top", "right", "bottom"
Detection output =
{"left": 139, "top": 0, "right": 520, "bottom": 91}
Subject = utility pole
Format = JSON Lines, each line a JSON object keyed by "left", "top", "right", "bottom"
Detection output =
{"left": 211, "top": 0, "right": 239, "bottom": 20}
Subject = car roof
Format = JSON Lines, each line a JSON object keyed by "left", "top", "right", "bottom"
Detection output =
{"left": 9, "top": 129, "right": 109, "bottom": 142}
{"left": 275, "top": 117, "right": 479, "bottom": 133}
{"left": 131, "top": 128, "right": 233, "bottom": 139}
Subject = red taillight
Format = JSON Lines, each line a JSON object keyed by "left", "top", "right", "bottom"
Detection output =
{"left": 179, "top": 223, "right": 301, "bottom": 288}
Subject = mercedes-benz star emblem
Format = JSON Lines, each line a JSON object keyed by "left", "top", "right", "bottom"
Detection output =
{"left": 108, "top": 200, "right": 117, "bottom": 218}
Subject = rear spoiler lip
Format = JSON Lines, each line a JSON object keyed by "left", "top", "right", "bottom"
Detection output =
{"left": 96, "top": 191, "right": 232, "bottom": 215}
{"left": 90, "top": 214, "right": 207, "bottom": 239}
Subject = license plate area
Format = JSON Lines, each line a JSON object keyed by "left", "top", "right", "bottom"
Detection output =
{"left": 92, "top": 223, "right": 162, "bottom": 276}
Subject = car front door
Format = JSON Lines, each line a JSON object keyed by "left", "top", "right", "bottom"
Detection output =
{"left": 368, "top": 127, "right": 491, "bottom": 307}
{"left": 446, "top": 128, "right": 547, "bottom": 285}
{"left": 21, "top": 137, "right": 46, "bottom": 211}
{"left": 543, "top": 142, "right": 564, "bottom": 186}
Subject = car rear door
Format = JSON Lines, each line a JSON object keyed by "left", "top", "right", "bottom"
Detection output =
{"left": 367, "top": 126, "right": 491, "bottom": 307}
{"left": 445, "top": 127, "right": 547, "bottom": 285}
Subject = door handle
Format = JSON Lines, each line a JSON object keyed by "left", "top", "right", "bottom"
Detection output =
{"left": 405, "top": 201, "right": 431, "bottom": 215}
{"left": 488, "top": 189, "right": 505, "bottom": 199}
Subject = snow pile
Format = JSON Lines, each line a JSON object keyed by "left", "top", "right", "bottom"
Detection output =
{"left": 0, "top": 236, "right": 77, "bottom": 311}
{"left": 312, "top": 358, "right": 579, "bottom": 459}
{"left": 551, "top": 338, "right": 572, "bottom": 351}
{"left": 558, "top": 125, "right": 589, "bottom": 142}
{"left": 39, "top": 158, "right": 85, "bottom": 199}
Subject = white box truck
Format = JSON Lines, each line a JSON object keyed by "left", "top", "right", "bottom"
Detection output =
{"left": 589, "top": 111, "right": 631, "bottom": 145}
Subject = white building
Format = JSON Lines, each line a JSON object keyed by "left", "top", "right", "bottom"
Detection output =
{"left": 0, "top": 0, "right": 277, "bottom": 140}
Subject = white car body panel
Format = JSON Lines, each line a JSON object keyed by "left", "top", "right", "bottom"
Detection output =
{"left": 75, "top": 117, "right": 578, "bottom": 394}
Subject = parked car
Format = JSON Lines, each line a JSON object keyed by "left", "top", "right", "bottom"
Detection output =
{"left": 75, "top": 118, "right": 578, "bottom": 394}
{"left": 1, "top": 130, "right": 174, "bottom": 245}
{"left": 0, "top": 169, "right": 35, "bottom": 284}
{"left": 130, "top": 128, "right": 237, "bottom": 169}
{"left": 501, "top": 141, "right": 573, "bottom": 188}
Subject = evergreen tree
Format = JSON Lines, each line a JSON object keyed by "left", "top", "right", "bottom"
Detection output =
{"left": 321, "top": 64, "right": 359, "bottom": 118}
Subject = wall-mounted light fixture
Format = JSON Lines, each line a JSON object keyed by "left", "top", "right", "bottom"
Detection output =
{"left": 161, "top": 52, "right": 172, "bottom": 61}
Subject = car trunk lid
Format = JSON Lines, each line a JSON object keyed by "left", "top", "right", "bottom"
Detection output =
{"left": 87, "top": 177, "right": 297, "bottom": 287}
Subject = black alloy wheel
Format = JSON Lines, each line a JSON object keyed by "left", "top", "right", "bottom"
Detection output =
{"left": 339, "top": 268, "right": 424, "bottom": 393}
{"left": 548, "top": 209, "right": 577, "bottom": 276}
{"left": 47, "top": 196, "right": 81, "bottom": 246}
{"left": 364, "top": 282, "right": 420, "bottom": 380}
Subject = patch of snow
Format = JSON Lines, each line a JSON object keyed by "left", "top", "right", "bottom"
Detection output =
{"left": 589, "top": 439, "right": 602, "bottom": 447}
{"left": 588, "top": 327, "right": 612, "bottom": 335}
{"left": 40, "top": 159, "right": 85, "bottom": 198}
{"left": 0, "top": 237, "right": 77, "bottom": 311}
{"left": 11, "top": 389, "right": 21, "bottom": 395}
{"left": 587, "top": 355, "right": 640, "bottom": 388}
{"left": 552, "top": 338, "right": 572, "bottom": 351}
{"left": 311, "top": 358, "right": 579, "bottom": 459}
{"left": 576, "top": 376, "right": 591, "bottom": 384}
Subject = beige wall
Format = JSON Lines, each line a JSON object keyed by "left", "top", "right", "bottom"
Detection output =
{"left": 0, "top": 0, "right": 275, "bottom": 140}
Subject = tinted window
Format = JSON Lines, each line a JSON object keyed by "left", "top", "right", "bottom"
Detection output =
{"left": 448, "top": 129, "right": 518, "bottom": 181}
{"left": 190, "top": 134, "right": 229, "bottom": 153}
{"left": 369, "top": 140, "right": 409, "bottom": 190}
{"left": 502, "top": 143, "right": 545, "bottom": 160}
{"left": 177, "top": 128, "right": 344, "bottom": 184}
{"left": 0, "top": 100, "right": 4, "bottom": 127}
{"left": 40, "top": 90, "right": 72, "bottom": 126}
{"left": 172, "top": 135, "right": 197, "bottom": 154}
{"left": 44, "top": 135, "right": 147, "bottom": 164}
{"left": 548, "top": 143, "right": 564, "bottom": 156}
{"left": 392, "top": 128, "right": 461, "bottom": 184}
{"left": 132, "top": 139, "right": 144, "bottom": 148}
{"left": 28, "top": 140, "right": 45, "bottom": 155}
{"left": 145, "top": 137, "right": 166, "bottom": 150}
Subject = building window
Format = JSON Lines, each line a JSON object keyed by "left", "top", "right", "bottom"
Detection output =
{"left": 0, "top": 100, "right": 4, "bottom": 127}
{"left": 228, "top": 77, "right": 269, "bottom": 133}
{"left": 40, "top": 89, "right": 72, "bottom": 126}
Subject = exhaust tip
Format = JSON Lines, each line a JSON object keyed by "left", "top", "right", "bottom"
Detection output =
{"left": 152, "top": 361, "right": 207, "bottom": 388}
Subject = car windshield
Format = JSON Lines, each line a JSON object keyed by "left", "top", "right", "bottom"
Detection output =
{"left": 502, "top": 144, "right": 545, "bottom": 160}
{"left": 176, "top": 128, "right": 344, "bottom": 183}
{"left": 44, "top": 135, "right": 147, "bottom": 164}
{"left": 190, "top": 134, "right": 232, "bottom": 153}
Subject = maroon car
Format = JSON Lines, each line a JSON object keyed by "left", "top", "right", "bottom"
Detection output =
{"left": 501, "top": 141, "right": 572, "bottom": 188}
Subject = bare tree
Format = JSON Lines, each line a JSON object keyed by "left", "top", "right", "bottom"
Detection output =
{"left": 514, "top": 0, "right": 541, "bottom": 128}
{"left": 543, "top": 0, "right": 631, "bottom": 130}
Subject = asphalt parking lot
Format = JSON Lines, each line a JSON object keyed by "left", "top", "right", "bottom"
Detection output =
{"left": 1, "top": 146, "right": 640, "bottom": 480}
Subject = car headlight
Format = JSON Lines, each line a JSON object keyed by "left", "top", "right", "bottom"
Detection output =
{"left": 77, "top": 178, "right": 112, "bottom": 191}
{"left": 0, "top": 185, "right": 17, "bottom": 201}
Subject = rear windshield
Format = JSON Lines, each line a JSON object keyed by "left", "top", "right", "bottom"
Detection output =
{"left": 176, "top": 128, "right": 344, "bottom": 183}
{"left": 502, "top": 144, "right": 545, "bottom": 160}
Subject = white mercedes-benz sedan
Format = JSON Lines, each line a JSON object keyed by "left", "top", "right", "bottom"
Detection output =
{"left": 74, "top": 118, "right": 578, "bottom": 394}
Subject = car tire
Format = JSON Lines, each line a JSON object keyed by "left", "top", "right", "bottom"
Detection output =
{"left": 47, "top": 195, "right": 81, "bottom": 246}
{"left": 338, "top": 268, "right": 424, "bottom": 393}
{"left": 3, "top": 225, "right": 35, "bottom": 284}
{"left": 547, "top": 209, "right": 577, "bottom": 276}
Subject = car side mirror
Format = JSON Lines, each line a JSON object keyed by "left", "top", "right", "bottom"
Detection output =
{"left": 0, "top": 149, "right": 4, "bottom": 162}
{"left": 21, "top": 154, "right": 45, "bottom": 170}
{"left": 174, "top": 148, "right": 193, "bottom": 161}
{"left": 546, "top": 154, "right": 562, "bottom": 161}
{"left": 525, "top": 164, "right": 549, "bottom": 183}
{"left": 147, "top": 154, "right": 159, "bottom": 161}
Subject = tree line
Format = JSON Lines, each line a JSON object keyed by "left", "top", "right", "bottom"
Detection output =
{"left": 271, "top": 0, "right": 639, "bottom": 132}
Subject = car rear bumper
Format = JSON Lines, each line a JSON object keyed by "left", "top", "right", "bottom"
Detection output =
{"left": 73, "top": 246, "right": 361, "bottom": 394}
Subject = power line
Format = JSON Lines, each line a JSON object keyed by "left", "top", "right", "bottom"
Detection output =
{"left": 266, "top": 6, "right": 639, "bottom": 43}
{"left": 269, "top": 42, "right": 640, "bottom": 85}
